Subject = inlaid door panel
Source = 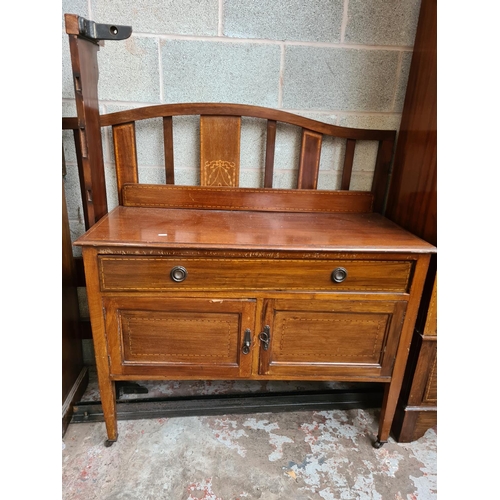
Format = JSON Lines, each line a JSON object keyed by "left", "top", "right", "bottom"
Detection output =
{"left": 104, "top": 297, "right": 256, "bottom": 378}
{"left": 259, "top": 298, "right": 407, "bottom": 379}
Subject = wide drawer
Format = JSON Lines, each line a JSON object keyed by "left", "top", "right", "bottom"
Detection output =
{"left": 98, "top": 256, "right": 413, "bottom": 293}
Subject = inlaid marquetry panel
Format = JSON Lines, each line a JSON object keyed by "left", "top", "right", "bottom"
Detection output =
{"left": 120, "top": 310, "right": 238, "bottom": 364}
{"left": 202, "top": 160, "right": 238, "bottom": 187}
{"left": 200, "top": 116, "right": 241, "bottom": 186}
{"left": 102, "top": 296, "right": 256, "bottom": 378}
{"left": 422, "top": 348, "right": 437, "bottom": 404}
{"left": 259, "top": 298, "right": 407, "bottom": 379}
{"left": 272, "top": 312, "right": 388, "bottom": 364}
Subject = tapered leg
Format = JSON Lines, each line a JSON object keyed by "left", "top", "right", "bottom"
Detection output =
{"left": 82, "top": 248, "right": 119, "bottom": 445}
{"left": 96, "top": 369, "right": 118, "bottom": 445}
{"left": 93, "top": 321, "right": 118, "bottom": 445}
{"left": 374, "top": 383, "right": 397, "bottom": 447}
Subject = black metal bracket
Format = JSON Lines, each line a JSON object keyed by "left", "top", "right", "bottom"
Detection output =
{"left": 78, "top": 17, "right": 132, "bottom": 42}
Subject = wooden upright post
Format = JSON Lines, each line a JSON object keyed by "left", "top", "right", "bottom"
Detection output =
{"left": 64, "top": 13, "right": 132, "bottom": 227}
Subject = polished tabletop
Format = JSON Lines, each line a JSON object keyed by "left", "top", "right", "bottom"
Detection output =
{"left": 75, "top": 206, "right": 436, "bottom": 254}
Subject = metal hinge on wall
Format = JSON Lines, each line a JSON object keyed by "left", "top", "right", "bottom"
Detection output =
{"left": 77, "top": 16, "right": 132, "bottom": 42}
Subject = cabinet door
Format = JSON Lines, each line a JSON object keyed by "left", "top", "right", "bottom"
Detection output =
{"left": 259, "top": 298, "right": 407, "bottom": 380}
{"left": 104, "top": 297, "right": 256, "bottom": 378}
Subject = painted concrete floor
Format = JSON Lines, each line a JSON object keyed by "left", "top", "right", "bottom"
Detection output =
{"left": 62, "top": 373, "right": 437, "bottom": 500}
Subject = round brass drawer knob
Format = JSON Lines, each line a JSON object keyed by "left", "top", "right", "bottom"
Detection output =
{"left": 331, "top": 267, "right": 348, "bottom": 283}
{"left": 170, "top": 266, "right": 188, "bottom": 282}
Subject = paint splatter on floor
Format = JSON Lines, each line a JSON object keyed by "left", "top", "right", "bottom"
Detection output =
{"left": 63, "top": 408, "right": 436, "bottom": 499}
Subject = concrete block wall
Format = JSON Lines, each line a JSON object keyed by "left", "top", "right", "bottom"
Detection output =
{"left": 62, "top": 0, "right": 421, "bottom": 247}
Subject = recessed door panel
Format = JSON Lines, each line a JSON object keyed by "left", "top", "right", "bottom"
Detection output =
{"left": 104, "top": 297, "right": 256, "bottom": 378}
{"left": 272, "top": 311, "right": 388, "bottom": 364}
{"left": 259, "top": 298, "right": 406, "bottom": 379}
{"left": 120, "top": 310, "right": 240, "bottom": 364}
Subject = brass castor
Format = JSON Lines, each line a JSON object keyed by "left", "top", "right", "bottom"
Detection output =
{"left": 104, "top": 438, "right": 117, "bottom": 447}
{"left": 373, "top": 439, "right": 386, "bottom": 449}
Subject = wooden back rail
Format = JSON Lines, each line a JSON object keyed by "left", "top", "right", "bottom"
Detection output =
{"left": 63, "top": 12, "right": 396, "bottom": 229}
{"left": 63, "top": 104, "right": 396, "bottom": 214}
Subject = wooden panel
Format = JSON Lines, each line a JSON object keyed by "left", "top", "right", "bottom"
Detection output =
{"left": 62, "top": 117, "right": 79, "bottom": 130}
{"left": 112, "top": 122, "right": 139, "bottom": 205}
{"left": 414, "top": 411, "right": 437, "bottom": 437}
{"left": 163, "top": 116, "right": 175, "bottom": 184}
{"left": 63, "top": 117, "right": 96, "bottom": 230}
{"left": 259, "top": 299, "right": 406, "bottom": 378}
{"left": 372, "top": 139, "right": 395, "bottom": 214}
{"left": 72, "top": 129, "right": 94, "bottom": 230}
{"left": 271, "top": 312, "right": 388, "bottom": 364}
{"left": 341, "top": 139, "right": 356, "bottom": 190}
{"left": 67, "top": 33, "right": 108, "bottom": 223}
{"left": 62, "top": 180, "right": 83, "bottom": 400}
{"left": 122, "top": 184, "right": 374, "bottom": 213}
{"left": 422, "top": 352, "right": 437, "bottom": 403}
{"left": 403, "top": 336, "right": 437, "bottom": 405}
{"left": 384, "top": 0, "right": 437, "bottom": 246}
{"left": 264, "top": 120, "right": 277, "bottom": 188}
{"left": 298, "top": 130, "right": 322, "bottom": 189}
{"left": 392, "top": 406, "right": 437, "bottom": 443}
{"left": 103, "top": 297, "right": 255, "bottom": 378}
{"left": 120, "top": 311, "right": 240, "bottom": 364}
{"left": 99, "top": 256, "right": 414, "bottom": 293}
{"left": 200, "top": 115, "right": 241, "bottom": 186}
{"left": 62, "top": 179, "right": 88, "bottom": 436}
{"left": 423, "top": 275, "right": 437, "bottom": 338}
